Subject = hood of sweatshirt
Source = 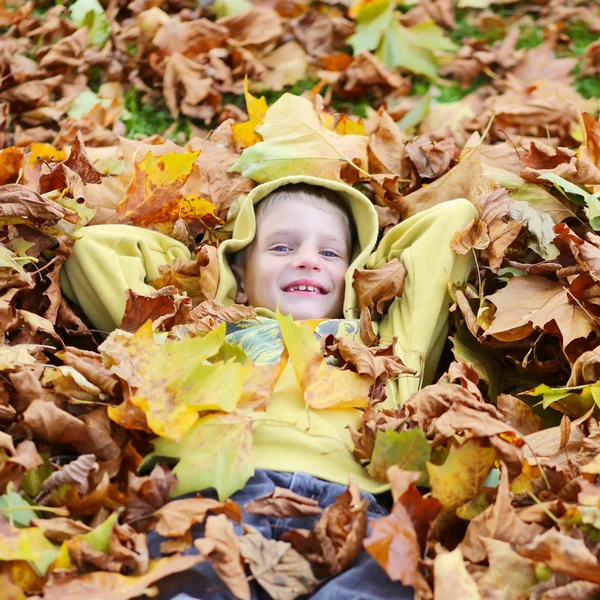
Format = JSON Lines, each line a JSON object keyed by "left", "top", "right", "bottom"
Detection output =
{"left": 214, "top": 175, "right": 379, "bottom": 319}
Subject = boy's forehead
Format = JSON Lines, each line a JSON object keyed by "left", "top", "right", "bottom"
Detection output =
{"left": 257, "top": 196, "right": 349, "bottom": 233}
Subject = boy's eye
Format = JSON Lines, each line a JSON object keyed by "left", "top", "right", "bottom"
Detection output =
{"left": 321, "top": 250, "right": 340, "bottom": 258}
{"left": 272, "top": 245, "right": 290, "bottom": 253}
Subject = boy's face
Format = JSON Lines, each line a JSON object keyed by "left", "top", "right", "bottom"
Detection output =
{"left": 233, "top": 198, "right": 351, "bottom": 320}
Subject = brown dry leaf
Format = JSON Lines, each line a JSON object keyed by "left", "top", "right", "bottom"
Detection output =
{"left": 478, "top": 537, "right": 537, "bottom": 600}
{"left": 0, "top": 184, "right": 71, "bottom": 229}
{"left": 405, "top": 135, "right": 458, "bottom": 181}
{"left": 321, "top": 334, "right": 414, "bottom": 385}
{"left": 484, "top": 274, "right": 599, "bottom": 348}
{"left": 123, "top": 465, "right": 178, "bottom": 533}
{"left": 516, "top": 528, "right": 600, "bottom": 583}
{"left": 37, "top": 28, "right": 88, "bottom": 70}
{"left": 120, "top": 286, "right": 191, "bottom": 333}
{"left": 218, "top": 7, "right": 283, "bottom": 48}
{"left": 450, "top": 218, "right": 491, "bottom": 254}
{"left": 185, "top": 137, "right": 256, "bottom": 219}
{"left": 244, "top": 486, "right": 322, "bottom": 518}
{"left": 187, "top": 299, "right": 256, "bottom": 328}
{"left": 353, "top": 258, "right": 407, "bottom": 319}
{"left": 363, "top": 486, "right": 432, "bottom": 594}
{"left": 153, "top": 497, "right": 242, "bottom": 538}
{"left": 163, "top": 53, "right": 221, "bottom": 120}
{"left": 194, "top": 514, "right": 250, "bottom": 600}
{"left": 153, "top": 17, "right": 229, "bottom": 57}
{"left": 282, "top": 476, "right": 367, "bottom": 577}
{"left": 32, "top": 516, "right": 92, "bottom": 543}
{"left": 554, "top": 223, "right": 600, "bottom": 283}
{"left": 460, "top": 464, "right": 542, "bottom": 563}
{"left": 367, "top": 109, "right": 408, "bottom": 176}
{"left": 342, "top": 51, "right": 409, "bottom": 94}
{"left": 149, "top": 244, "right": 219, "bottom": 306}
{"left": 41, "top": 553, "right": 207, "bottom": 600}
{"left": 476, "top": 187, "right": 523, "bottom": 272}
{"left": 59, "top": 348, "right": 121, "bottom": 397}
{"left": 23, "top": 400, "right": 121, "bottom": 461}
{"left": 40, "top": 453, "right": 99, "bottom": 496}
{"left": 239, "top": 525, "right": 318, "bottom": 600}
{"left": 497, "top": 394, "right": 544, "bottom": 436}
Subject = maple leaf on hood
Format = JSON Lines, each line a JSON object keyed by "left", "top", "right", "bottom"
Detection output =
{"left": 230, "top": 93, "right": 370, "bottom": 184}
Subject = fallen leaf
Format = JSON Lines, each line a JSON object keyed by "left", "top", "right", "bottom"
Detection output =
{"left": 239, "top": 525, "right": 318, "bottom": 600}
{"left": 153, "top": 496, "right": 242, "bottom": 537}
{"left": 484, "top": 274, "right": 599, "bottom": 348}
{"left": 479, "top": 537, "right": 537, "bottom": 600}
{"left": 433, "top": 548, "right": 480, "bottom": 600}
{"left": 40, "top": 454, "right": 99, "bottom": 496}
{"left": 194, "top": 514, "right": 250, "bottom": 600}
{"left": 41, "top": 553, "right": 207, "bottom": 600}
{"left": 353, "top": 258, "right": 407, "bottom": 319}
{"left": 362, "top": 500, "right": 426, "bottom": 591}
{"left": 100, "top": 321, "right": 249, "bottom": 441}
{"left": 516, "top": 528, "right": 600, "bottom": 583}
{"left": 367, "top": 428, "right": 430, "bottom": 482}
{"left": 147, "top": 411, "right": 254, "bottom": 500}
{"left": 231, "top": 77, "right": 268, "bottom": 149}
{"left": 123, "top": 465, "right": 178, "bottom": 533}
{"left": 282, "top": 477, "right": 367, "bottom": 577}
{"left": 277, "top": 309, "right": 373, "bottom": 409}
{"left": 231, "top": 93, "right": 369, "bottom": 184}
{"left": 114, "top": 150, "right": 222, "bottom": 235}
{"left": 427, "top": 439, "right": 496, "bottom": 510}
{"left": 120, "top": 286, "right": 191, "bottom": 333}
{"left": 460, "top": 464, "right": 542, "bottom": 563}
{"left": 244, "top": 487, "right": 322, "bottom": 518}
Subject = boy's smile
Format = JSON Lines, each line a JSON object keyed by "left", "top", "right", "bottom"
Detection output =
{"left": 232, "top": 197, "right": 351, "bottom": 320}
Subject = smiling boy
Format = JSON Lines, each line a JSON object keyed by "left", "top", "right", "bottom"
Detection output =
{"left": 231, "top": 183, "right": 352, "bottom": 320}
{"left": 61, "top": 174, "right": 477, "bottom": 600}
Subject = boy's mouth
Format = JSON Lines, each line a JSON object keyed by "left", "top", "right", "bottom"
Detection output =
{"left": 282, "top": 280, "right": 327, "bottom": 295}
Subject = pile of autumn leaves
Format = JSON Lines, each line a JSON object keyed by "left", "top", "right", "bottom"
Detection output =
{"left": 3, "top": 0, "right": 600, "bottom": 598}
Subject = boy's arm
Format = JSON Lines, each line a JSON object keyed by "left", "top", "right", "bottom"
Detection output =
{"left": 369, "top": 198, "right": 477, "bottom": 407}
{"left": 61, "top": 224, "right": 191, "bottom": 332}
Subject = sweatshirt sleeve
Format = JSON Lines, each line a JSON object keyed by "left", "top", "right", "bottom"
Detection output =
{"left": 60, "top": 224, "right": 191, "bottom": 332}
{"left": 370, "top": 198, "right": 477, "bottom": 407}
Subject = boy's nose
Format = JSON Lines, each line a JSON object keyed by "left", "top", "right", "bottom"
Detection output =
{"left": 292, "top": 249, "right": 321, "bottom": 271}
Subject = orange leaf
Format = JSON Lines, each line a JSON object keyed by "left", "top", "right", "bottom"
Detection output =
{"left": 0, "top": 147, "right": 24, "bottom": 185}
{"left": 115, "top": 150, "right": 223, "bottom": 234}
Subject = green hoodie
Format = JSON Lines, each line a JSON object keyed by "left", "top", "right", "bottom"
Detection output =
{"left": 61, "top": 175, "right": 476, "bottom": 493}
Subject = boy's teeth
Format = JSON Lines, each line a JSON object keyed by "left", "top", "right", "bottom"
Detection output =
{"left": 287, "top": 285, "right": 321, "bottom": 292}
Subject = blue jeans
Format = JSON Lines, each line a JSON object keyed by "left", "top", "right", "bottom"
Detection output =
{"left": 148, "top": 470, "right": 415, "bottom": 600}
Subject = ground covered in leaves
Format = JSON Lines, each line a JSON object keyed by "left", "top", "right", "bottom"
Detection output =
{"left": 2, "top": 0, "right": 600, "bottom": 598}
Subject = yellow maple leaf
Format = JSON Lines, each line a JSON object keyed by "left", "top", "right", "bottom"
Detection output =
{"left": 231, "top": 93, "right": 370, "bottom": 184}
{"left": 114, "top": 150, "right": 223, "bottom": 235}
{"left": 231, "top": 76, "right": 268, "bottom": 149}
{"left": 101, "top": 321, "right": 249, "bottom": 441}
{"left": 276, "top": 309, "right": 372, "bottom": 409}
{"left": 427, "top": 439, "right": 496, "bottom": 510}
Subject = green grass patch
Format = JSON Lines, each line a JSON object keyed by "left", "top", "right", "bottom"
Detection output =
{"left": 412, "top": 74, "right": 490, "bottom": 103}
{"left": 516, "top": 23, "right": 544, "bottom": 49}
{"left": 121, "top": 88, "right": 192, "bottom": 141}
{"left": 575, "top": 75, "right": 600, "bottom": 100}
{"left": 450, "top": 8, "right": 503, "bottom": 46}
{"left": 566, "top": 20, "right": 597, "bottom": 56}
